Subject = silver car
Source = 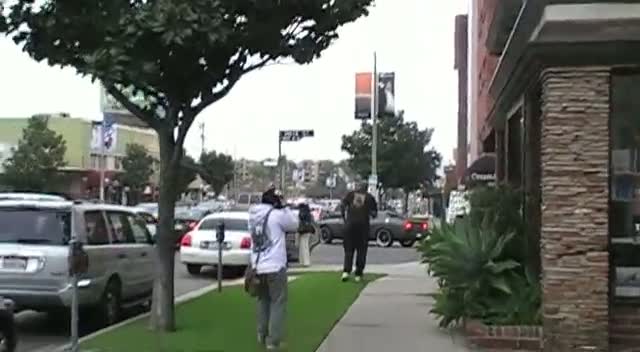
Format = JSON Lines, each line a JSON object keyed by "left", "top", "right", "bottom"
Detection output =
{"left": 0, "top": 200, "right": 155, "bottom": 326}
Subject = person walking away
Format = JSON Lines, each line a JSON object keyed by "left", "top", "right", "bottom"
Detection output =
{"left": 341, "top": 183, "right": 377, "bottom": 282}
{"left": 297, "top": 203, "right": 315, "bottom": 267}
{"left": 249, "top": 188, "right": 299, "bottom": 350}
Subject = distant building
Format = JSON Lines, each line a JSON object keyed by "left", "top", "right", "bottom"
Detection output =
{"left": 0, "top": 114, "right": 159, "bottom": 199}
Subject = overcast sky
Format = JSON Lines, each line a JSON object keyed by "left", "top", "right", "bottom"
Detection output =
{"left": 0, "top": 0, "right": 467, "bottom": 165}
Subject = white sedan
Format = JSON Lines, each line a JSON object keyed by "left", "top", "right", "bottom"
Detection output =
{"left": 179, "top": 211, "right": 252, "bottom": 275}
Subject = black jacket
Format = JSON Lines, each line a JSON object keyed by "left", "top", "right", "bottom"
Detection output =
{"left": 341, "top": 190, "right": 377, "bottom": 226}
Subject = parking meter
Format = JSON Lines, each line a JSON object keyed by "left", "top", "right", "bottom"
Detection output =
{"left": 216, "top": 222, "right": 225, "bottom": 243}
{"left": 216, "top": 222, "right": 225, "bottom": 292}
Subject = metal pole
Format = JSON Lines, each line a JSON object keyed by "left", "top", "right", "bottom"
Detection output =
{"left": 217, "top": 244, "right": 223, "bottom": 292}
{"left": 371, "top": 52, "right": 379, "bottom": 200}
{"left": 99, "top": 122, "right": 106, "bottom": 202}
{"left": 278, "top": 137, "right": 284, "bottom": 192}
{"left": 69, "top": 209, "right": 79, "bottom": 352}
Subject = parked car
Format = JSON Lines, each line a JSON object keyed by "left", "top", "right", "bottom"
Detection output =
{"left": 0, "top": 193, "right": 66, "bottom": 202}
{"left": 0, "top": 200, "right": 155, "bottom": 326}
{"left": 317, "top": 210, "right": 427, "bottom": 247}
{"left": 135, "top": 202, "right": 158, "bottom": 218}
{"left": 132, "top": 208, "right": 157, "bottom": 238}
{"left": 173, "top": 207, "right": 210, "bottom": 248}
{"left": 179, "top": 211, "right": 252, "bottom": 276}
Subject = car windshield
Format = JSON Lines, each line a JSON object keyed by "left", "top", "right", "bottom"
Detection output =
{"left": 199, "top": 218, "right": 248, "bottom": 232}
{"left": 0, "top": 207, "right": 71, "bottom": 245}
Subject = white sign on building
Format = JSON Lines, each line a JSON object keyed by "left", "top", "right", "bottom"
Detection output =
{"left": 0, "top": 143, "right": 16, "bottom": 173}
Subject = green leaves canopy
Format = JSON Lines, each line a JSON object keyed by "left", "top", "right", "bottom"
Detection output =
{"left": 1, "top": 0, "right": 374, "bottom": 137}
{"left": 120, "top": 143, "right": 155, "bottom": 192}
{"left": 198, "top": 151, "right": 234, "bottom": 196}
{"left": 341, "top": 111, "right": 442, "bottom": 192}
{"left": 1, "top": 117, "right": 67, "bottom": 192}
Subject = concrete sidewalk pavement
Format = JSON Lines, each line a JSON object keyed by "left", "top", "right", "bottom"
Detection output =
{"left": 315, "top": 262, "right": 475, "bottom": 352}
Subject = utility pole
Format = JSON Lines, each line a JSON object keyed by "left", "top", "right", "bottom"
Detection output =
{"left": 370, "top": 52, "right": 379, "bottom": 201}
{"left": 199, "top": 122, "right": 205, "bottom": 158}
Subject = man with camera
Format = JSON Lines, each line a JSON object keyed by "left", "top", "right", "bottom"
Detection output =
{"left": 248, "top": 186, "right": 298, "bottom": 351}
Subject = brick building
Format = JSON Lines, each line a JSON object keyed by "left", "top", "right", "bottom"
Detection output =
{"left": 454, "top": 14, "right": 469, "bottom": 183}
{"left": 478, "top": 0, "right": 640, "bottom": 351}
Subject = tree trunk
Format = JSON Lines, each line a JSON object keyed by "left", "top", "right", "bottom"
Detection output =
{"left": 150, "top": 129, "right": 180, "bottom": 332}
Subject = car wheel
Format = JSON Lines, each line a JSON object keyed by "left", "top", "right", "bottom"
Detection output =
{"left": 186, "top": 264, "right": 202, "bottom": 275}
{"left": 320, "top": 226, "right": 333, "bottom": 244}
{"left": 400, "top": 239, "right": 416, "bottom": 248}
{"left": 0, "top": 310, "right": 16, "bottom": 352}
{"left": 375, "top": 229, "right": 394, "bottom": 248}
{"left": 100, "top": 280, "right": 121, "bottom": 327}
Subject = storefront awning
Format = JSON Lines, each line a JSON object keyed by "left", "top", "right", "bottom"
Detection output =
{"left": 464, "top": 153, "right": 496, "bottom": 185}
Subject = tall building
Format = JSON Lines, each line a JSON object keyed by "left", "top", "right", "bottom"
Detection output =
{"left": 454, "top": 14, "right": 469, "bottom": 183}
{"left": 464, "top": 1, "right": 640, "bottom": 350}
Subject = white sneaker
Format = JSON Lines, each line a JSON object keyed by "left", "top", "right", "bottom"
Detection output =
{"left": 354, "top": 276, "right": 362, "bottom": 283}
{"left": 341, "top": 272, "right": 350, "bottom": 282}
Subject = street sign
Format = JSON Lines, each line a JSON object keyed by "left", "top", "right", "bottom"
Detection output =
{"left": 326, "top": 174, "right": 337, "bottom": 188}
{"left": 279, "top": 130, "right": 314, "bottom": 142}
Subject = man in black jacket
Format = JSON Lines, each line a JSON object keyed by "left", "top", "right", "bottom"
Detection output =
{"left": 340, "top": 183, "right": 377, "bottom": 282}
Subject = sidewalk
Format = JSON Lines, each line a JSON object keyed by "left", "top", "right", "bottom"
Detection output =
{"left": 313, "top": 262, "right": 475, "bottom": 352}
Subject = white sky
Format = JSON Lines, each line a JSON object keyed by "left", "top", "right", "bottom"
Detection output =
{"left": 0, "top": 0, "right": 467, "bottom": 165}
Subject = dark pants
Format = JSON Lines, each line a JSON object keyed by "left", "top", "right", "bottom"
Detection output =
{"left": 343, "top": 223, "right": 369, "bottom": 276}
{"left": 257, "top": 268, "right": 288, "bottom": 347}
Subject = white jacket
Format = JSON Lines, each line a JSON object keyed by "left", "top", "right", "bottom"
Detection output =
{"left": 249, "top": 204, "right": 299, "bottom": 274}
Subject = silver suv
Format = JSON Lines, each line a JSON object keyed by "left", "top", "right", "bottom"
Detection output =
{"left": 0, "top": 200, "right": 155, "bottom": 326}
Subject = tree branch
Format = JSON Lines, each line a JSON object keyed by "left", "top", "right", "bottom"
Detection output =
{"left": 104, "top": 84, "right": 161, "bottom": 130}
{"left": 191, "top": 54, "right": 273, "bottom": 117}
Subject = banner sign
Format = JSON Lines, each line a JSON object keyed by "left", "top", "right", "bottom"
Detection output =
{"left": 355, "top": 72, "right": 373, "bottom": 120}
{"left": 378, "top": 72, "right": 395, "bottom": 116}
{"left": 355, "top": 72, "right": 395, "bottom": 119}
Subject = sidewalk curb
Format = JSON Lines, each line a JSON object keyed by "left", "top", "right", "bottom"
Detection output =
{"left": 51, "top": 276, "right": 299, "bottom": 352}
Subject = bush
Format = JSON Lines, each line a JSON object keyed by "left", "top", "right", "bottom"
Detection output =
{"left": 468, "top": 184, "right": 528, "bottom": 271}
{"left": 420, "top": 220, "right": 540, "bottom": 328}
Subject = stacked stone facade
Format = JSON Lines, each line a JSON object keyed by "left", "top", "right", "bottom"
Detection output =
{"left": 540, "top": 67, "right": 610, "bottom": 351}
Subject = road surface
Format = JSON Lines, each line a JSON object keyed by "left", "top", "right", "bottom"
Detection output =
{"left": 18, "top": 244, "right": 419, "bottom": 351}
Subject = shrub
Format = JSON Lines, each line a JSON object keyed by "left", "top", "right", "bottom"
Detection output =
{"left": 468, "top": 184, "right": 528, "bottom": 271}
{"left": 420, "top": 220, "right": 541, "bottom": 327}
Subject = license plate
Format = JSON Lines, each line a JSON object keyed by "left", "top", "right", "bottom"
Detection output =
{"left": 2, "top": 258, "right": 27, "bottom": 270}
{"left": 200, "top": 242, "right": 229, "bottom": 250}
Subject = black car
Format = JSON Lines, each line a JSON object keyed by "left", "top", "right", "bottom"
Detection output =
{"left": 317, "top": 210, "right": 427, "bottom": 247}
{"left": 173, "top": 207, "right": 212, "bottom": 247}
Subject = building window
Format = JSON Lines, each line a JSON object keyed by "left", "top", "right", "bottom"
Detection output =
{"left": 610, "top": 72, "right": 640, "bottom": 300}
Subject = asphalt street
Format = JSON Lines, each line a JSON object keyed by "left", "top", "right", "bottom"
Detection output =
{"left": 17, "top": 244, "right": 419, "bottom": 352}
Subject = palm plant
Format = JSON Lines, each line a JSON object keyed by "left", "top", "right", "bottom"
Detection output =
{"left": 421, "top": 221, "right": 520, "bottom": 327}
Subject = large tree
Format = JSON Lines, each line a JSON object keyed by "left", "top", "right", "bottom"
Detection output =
{"left": 1, "top": 0, "right": 373, "bottom": 330}
{"left": 120, "top": 143, "right": 155, "bottom": 204}
{"left": 198, "top": 151, "right": 233, "bottom": 196}
{"left": 1, "top": 116, "right": 67, "bottom": 192}
{"left": 341, "top": 111, "right": 442, "bottom": 212}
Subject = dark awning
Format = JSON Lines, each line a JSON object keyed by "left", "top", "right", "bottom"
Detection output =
{"left": 464, "top": 153, "right": 496, "bottom": 184}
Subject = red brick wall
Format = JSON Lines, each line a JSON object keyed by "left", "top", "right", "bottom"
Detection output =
{"left": 476, "top": 0, "right": 499, "bottom": 149}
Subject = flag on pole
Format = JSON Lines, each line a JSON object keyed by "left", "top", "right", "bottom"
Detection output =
{"left": 102, "top": 112, "right": 117, "bottom": 153}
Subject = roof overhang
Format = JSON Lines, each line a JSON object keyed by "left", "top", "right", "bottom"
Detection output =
{"left": 483, "top": 1, "right": 640, "bottom": 140}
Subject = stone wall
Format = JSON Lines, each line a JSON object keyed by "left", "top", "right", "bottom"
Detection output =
{"left": 540, "top": 67, "right": 610, "bottom": 351}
